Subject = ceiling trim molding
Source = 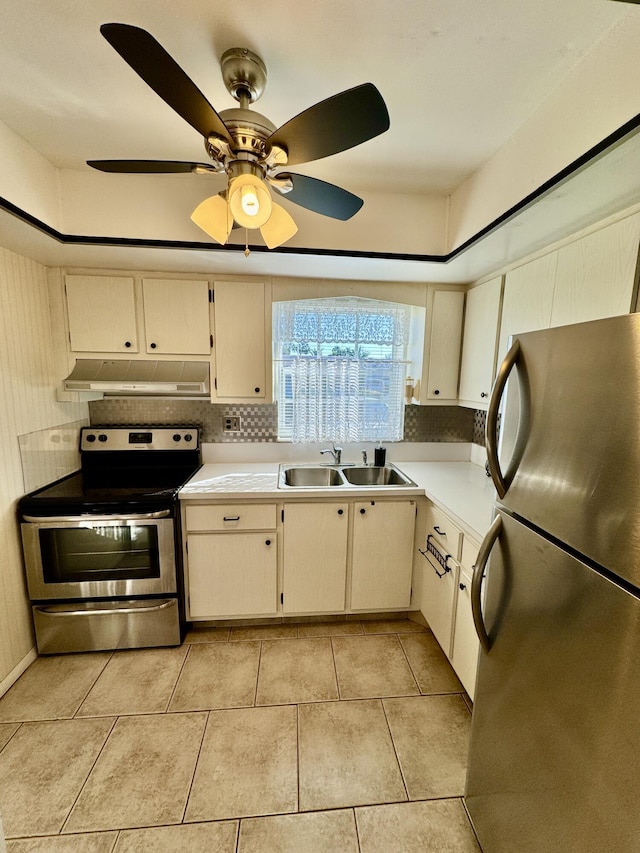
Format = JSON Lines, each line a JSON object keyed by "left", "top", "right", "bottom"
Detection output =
{"left": 2, "top": 111, "right": 639, "bottom": 267}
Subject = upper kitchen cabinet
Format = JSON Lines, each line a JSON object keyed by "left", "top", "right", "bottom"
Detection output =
{"left": 211, "top": 279, "right": 272, "bottom": 403}
{"left": 64, "top": 274, "right": 212, "bottom": 356}
{"left": 141, "top": 279, "right": 211, "bottom": 355}
{"left": 65, "top": 275, "right": 138, "bottom": 353}
{"left": 497, "top": 252, "right": 558, "bottom": 363}
{"left": 407, "top": 285, "right": 465, "bottom": 405}
{"left": 549, "top": 213, "right": 640, "bottom": 328}
{"left": 458, "top": 276, "right": 503, "bottom": 410}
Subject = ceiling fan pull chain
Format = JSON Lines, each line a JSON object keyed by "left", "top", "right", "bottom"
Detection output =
{"left": 244, "top": 229, "right": 250, "bottom": 257}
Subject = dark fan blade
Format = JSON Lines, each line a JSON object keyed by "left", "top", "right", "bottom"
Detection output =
{"left": 272, "top": 173, "right": 363, "bottom": 220}
{"left": 87, "top": 159, "right": 212, "bottom": 173}
{"left": 267, "top": 83, "right": 389, "bottom": 167}
{"left": 100, "top": 23, "right": 233, "bottom": 143}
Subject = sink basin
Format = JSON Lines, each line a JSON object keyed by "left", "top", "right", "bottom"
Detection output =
{"left": 278, "top": 463, "right": 417, "bottom": 488}
{"left": 342, "top": 465, "right": 413, "bottom": 486}
{"left": 281, "top": 466, "right": 344, "bottom": 487}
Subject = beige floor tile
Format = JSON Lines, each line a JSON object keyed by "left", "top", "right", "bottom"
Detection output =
{"left": 256, "top": 638, "right": 338, "bottom": 705}
{"left": 186, "top": 705, "right": 298, "bottom": 822}
{"left": 183, "top": 626, "right": 231, "bottom": 642}
{"left": 0, "top": 717, "right": 114, "bottom": 838}
{"left": 356, "top": 799, "right": 481, "bottom": 852}
{"left": 362, "top": 619, "right": 428, "bottom": 634}
{"left": 238, "top": 809, "right": 359, "bottom": 852}
{"left": 168, "top": 641, "right": 260, "bottom": 711}
{"left": 114, "top": 820, "right": 239, "bottom": 852}
{"left": 0, "top": 722, "right": 20, "bottom": 750}
{"left": 298, "top": 699, "right": 406, "bottom": 811}
{"left": 6, "top": 832, "right": 118, "bottom": 852}
{"left": 297, "top": 621, "right": 364, "bottom": 637}
{"left": 76, "top": 646, "right": 188, "bottom": 716}
{"left": 383, "top": 695, "right": 471, "bottom": 799}
{"left": 400, "top": 632, "right": 464, "bottom": 694}
{"left": 64, "top": 712, "right": 207, "bottom": 833}
{"left": 230, "top": 624, "right": 298, "bottom": 641}
{"left": 332, "top": 635, "right": 419, "bottom": 699}
{"left": 0, "top": 653, "right": 111, "bottom": 722}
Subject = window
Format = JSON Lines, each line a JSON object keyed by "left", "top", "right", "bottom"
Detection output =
{"left": 273, "top": 297, "right": 411, "bottom": 442}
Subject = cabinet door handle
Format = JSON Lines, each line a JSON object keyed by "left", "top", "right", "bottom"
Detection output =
{"left": 223, "top": 516, "right": 240, "bottom": 522}
{"left": 265, "top": 539, "right": 271, "bottom": 546}
{"left": 150, "top": 342, "right": 157, "bottom": 349}
{"left": 459, "top": 582, "right": 466, "bottom": 590}
{"left": 360, "top": 508, "right": 366, "bottom": 514}
{"left": 337, "top": 509, "right": 344, "bottom": 515}
{"left": 434, "top": 525, "right": 446, "bottom": 536}
{"left": 480, "top": 391, "right": 487, "bottom": 398}
{"left": 124, "top": 341, "right": 132, "bottom": 348}
{"left": 254, "top": 387, "right": 261, "bottom": 393}
{"left": 434, "top": 389, "right": 440, "bottom": 395}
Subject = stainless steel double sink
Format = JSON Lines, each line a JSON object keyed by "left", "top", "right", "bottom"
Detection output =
{"left": 278, "top": 462, "right": 417, "bottom": 489}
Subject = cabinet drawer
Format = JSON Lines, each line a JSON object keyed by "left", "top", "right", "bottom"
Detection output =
{"left": 426, "top": 504, "right": 463, "bottom": 560}
{"left": 186, "top": 503, "right": 277, "bottom": 532}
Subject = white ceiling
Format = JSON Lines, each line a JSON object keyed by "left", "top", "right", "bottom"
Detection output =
{"left": 0, "top": 0, "right": 638, "bottom": 279}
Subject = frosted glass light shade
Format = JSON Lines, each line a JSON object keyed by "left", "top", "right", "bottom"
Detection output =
{"left": 191, "top": 194, "right": 233, "bottom": 244}
{"left": 260, "top": 202, "right": 298, "bottom": 249}
{"left": 228, "top": 174, "right": 272, "bottom": 228}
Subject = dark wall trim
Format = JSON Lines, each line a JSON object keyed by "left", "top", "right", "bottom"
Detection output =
{"left": 2, "top": 113, "right": 639, "bottom": 265}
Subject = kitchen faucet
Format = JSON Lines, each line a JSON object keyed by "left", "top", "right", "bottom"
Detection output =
{"left": 320, "top": 442, "right": 342, "bottom": 465}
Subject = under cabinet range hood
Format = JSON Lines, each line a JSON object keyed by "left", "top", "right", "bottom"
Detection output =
{"left": 63, "top": 360, "right": 210, "bottom": 397}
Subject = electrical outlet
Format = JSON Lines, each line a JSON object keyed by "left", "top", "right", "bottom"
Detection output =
{"left": 223, "top": 416, "right": 241, "bottom": 432}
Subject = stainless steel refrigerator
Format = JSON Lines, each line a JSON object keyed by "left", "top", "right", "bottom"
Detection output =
{"left": 465, "top": 313, "right": 640, "bottom": 852}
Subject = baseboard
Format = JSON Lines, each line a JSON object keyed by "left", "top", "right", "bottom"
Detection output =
{"left": 0, "top": 647, "right": 37, "bottom": 699}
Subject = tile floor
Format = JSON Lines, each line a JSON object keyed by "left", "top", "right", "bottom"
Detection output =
{"left": 0, "top": 618, "right": 481, "bottom": 852}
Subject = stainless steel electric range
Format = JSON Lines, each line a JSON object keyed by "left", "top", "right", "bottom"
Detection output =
{"left": 19, "top": 425, "right": 201, "bottom": 654}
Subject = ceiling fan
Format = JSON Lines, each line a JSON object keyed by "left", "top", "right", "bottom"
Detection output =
{"left": 88, "top": 24, "right": 390, "bottom": 249}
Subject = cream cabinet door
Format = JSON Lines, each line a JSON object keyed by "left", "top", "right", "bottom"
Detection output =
{"left": 65, "top": 275, "right": 138, "bottom": 353}
{"left": 351, "top": 500, "right": 416, "bottom": 610}
{"left": 498, "top": 253, "right": 557, "bottom": 364}
{"left": 142, "top": 279, "right": 211, "bottom": 355}
{"left": 282, "top": 503, "right": 348, "bottom": 613}
{"left": 186, "top": 532, "right": 277, "bottom": 618}
{"left": 213, "top": 280, "right": 268, "bottom": 400}
{"left": 424, "top": 289, "right": 465, "bottom": 402}
{"left": 458, "top": 276, "right": 503, "bottom": 409}
{"left": 550, "top": 213, "right": 640, "bottom": 328}
{"left": 451, "top": 538, "right": 481, "bottom": 698}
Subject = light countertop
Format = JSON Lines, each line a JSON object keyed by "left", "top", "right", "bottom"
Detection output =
{"left": 180, "top": 460, "right": 496, "bottom": 541}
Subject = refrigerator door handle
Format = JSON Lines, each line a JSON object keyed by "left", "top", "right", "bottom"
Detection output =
{"left": 486, "top": 339, "right": 521, "bottom": 498}
{"left": 471, "top": 514, "right": 502, "bottom": 653}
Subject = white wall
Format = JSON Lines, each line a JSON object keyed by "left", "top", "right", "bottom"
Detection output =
{"left": 0, "top": 246, "right": 87, "bottom": 687}
{"left": 447, "top": 14, "right": 640, "bottom": 251}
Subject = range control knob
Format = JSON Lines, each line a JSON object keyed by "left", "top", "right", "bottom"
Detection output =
{"left": 173, "top": 434, "right": 181, "bottom": 442}
{"left": 98, "top": 434, "right": 108, "bottom": 443}
{"left": 184, "top": 434, "right": 193, "bottom": 442}
{"left": 86, "top": 434, "right": 96, "bottom": 443}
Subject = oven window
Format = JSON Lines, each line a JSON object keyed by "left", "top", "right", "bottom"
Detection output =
{"left": 39, "top": 524, "right": 161, "bottom": 583}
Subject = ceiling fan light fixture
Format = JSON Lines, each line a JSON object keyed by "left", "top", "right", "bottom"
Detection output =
{"left": 228, "top": 172, "right": 272, "bottom": 228}
{"left": 190, "top": 193, "right": 233, "bottom": 244}
{"left": 260, "top": 202, "right": 298, "bottom": 249}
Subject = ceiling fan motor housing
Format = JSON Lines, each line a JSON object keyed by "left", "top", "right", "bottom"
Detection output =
{"left": 221, "top": 47, "right": 267, "bottom": 104}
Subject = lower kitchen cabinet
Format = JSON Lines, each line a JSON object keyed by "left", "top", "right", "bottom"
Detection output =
{"left": 282, "top": 502, "right": 348, "bottom": 614}
{"left": 419, "top": 500, "right": 481, "bottom": 697}
{"left": 351, "top": 500, "right": 416, "bottom": 611}
{"left": 184, "top": 502, "right": 278, "bottom": 619}
{"left": 187, "top": 533, "right": 277, "bottom": 618}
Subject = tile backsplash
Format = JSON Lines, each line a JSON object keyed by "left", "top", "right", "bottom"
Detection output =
{"left": 89, "top": 400, "right": 482, "bottom": 445}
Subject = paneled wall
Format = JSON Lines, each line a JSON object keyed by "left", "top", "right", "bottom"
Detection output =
{"left": 0, "top": 247, "right": 88, "bottom": 688}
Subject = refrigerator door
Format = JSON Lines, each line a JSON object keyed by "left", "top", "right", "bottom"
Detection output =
{"left": 466, "top": 509, "right": 640, "bottom": 852}
{"left": 486, "top": 312, "right": 640, "bottom": 588}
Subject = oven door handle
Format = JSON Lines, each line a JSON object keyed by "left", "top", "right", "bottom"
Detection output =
{"left": 22, "top": 510, "right": 172, "bottom": 523}
{"left": 33, "top": 600, "right": 176, "bottom": 617}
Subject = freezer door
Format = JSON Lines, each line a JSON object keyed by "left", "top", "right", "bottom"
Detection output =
{"left": 486, "top": 312, "right": 640, "bottom": 588}
{"left": 466, "top": 509, "right": 640, "bottom": 852}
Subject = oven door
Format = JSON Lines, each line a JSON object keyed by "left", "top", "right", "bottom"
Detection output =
{"left": 21, "top": 511, "right": 177, "bottom": 600}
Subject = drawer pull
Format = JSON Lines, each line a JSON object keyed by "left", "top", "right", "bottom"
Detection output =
{"left": 223, "top": 516, "right": 240, "bottom": 522}
{"left": 459, "top": 582, "right": 466, "bottom": 591}
{"left": 434, "top": 525, "right": 446, "bottom": 536}
{"left": 419, "top": 535, "right": 452, "bottom": 578}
